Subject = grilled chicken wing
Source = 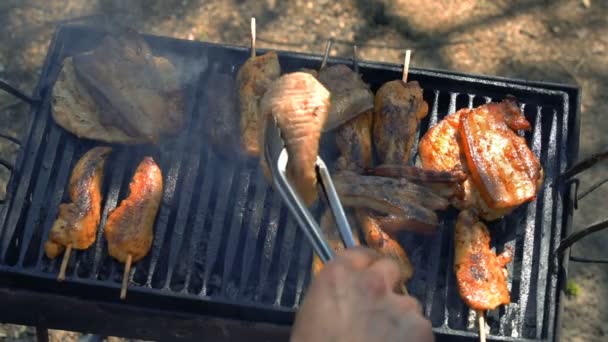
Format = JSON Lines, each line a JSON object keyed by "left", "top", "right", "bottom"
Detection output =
{"left": 335, "top": 110, "right": 374, "bottom": 172}
{"left": 317, "top": 64, "right": 374, "bottom": 131}
{"left": 460, "top": 97, "right": 543, "bottom": 209}
{"left": 71, "top": 30, "right": 184, "bottom": 143}
{"left": 44, "top": 147, "right": 112, "bottom": 259}
{"left": 356, "top": 210, "right": 414, "bottom": 284}
{"left": 373, "top": 80, "right": 428, "bottom": 165}
{"left": 311, "top": 211, "right": 360, "bottom": 276}
{"left": 105, "top": 157, "right": 163, "bottom": 263}
{"left": 454, "top": 210, "right": 512, "bottom": 310}
{"left": 237, "top": 51, "right": 281, "bottom": 157}
{"left": 260, "top": 72, "right": 330, "bottom": 205}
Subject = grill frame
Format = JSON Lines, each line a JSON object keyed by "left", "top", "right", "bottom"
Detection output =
{"left": 0, "top": 25, "right": 580, "bottom": 341}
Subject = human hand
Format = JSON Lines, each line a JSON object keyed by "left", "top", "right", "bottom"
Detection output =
{"left": 291, "top": 247, "right": 433, "bottom": 342}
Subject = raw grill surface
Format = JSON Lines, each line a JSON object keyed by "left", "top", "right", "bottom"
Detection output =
{"left": 0, "top": 25, "right": 579, "bottom": 341}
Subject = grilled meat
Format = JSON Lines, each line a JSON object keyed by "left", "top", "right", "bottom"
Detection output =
{"left": 373, "top": 80, "right": 428, "bottom": 165}
{"left": 312, "top": 211, "right": 360, "bottom": 276}
{"left": 335, "top": 109, "right": 374, "bottom": 172}
{"left": 356, "top": 210, "right": 414, "bottom": 284}
{"left": 260, "top": 72, "right": 330, "bottom": 205}
{"left": 317, "top": 64, "right": 374, "bottom": 131}
{"left": 419, "top": 99, "right": 542, "bottom": 220}
{"left": 105, "top": 157, "right": 163, "bottom": 263}
{"left": 333, "top": 171, "right": 442, "bottom": 232}
{"left": 68, "top": 30, "right": 184, "bottom": 143}
{"left": 237, "top": 51, "right": 281, "bottom": 157}
{"left": 44, "top": 147, "right": 112, "bottom": 259}
{"left": 460, "top": 97, "right": 543, "bottom": 210}
{"left": 454, "top": 210, "right": 512, "bottom": 310}
{"left": 366, "top": 164, "right": 467, "bottom": 184}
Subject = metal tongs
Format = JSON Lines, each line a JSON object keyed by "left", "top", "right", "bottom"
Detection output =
{"left": 264, "top": 117, "right": 356, "bottom": 264}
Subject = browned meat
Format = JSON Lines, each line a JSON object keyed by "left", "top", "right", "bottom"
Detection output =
{"left": 454, "top": 210, "right": 512, "bottom": 311}
{"left": 311, "top": 211, "right": 360, "bottom": 276}
{"left": 356, "top": 210, "right": 414, "bottom": 284}
{"left": 44, "top": 147, "right": 112, "bottom": 259}
{"left": 260, "top": 72, "right": 330, "bottom": 205}
{"left": 419, "top": 106, "right": 519, "bottom": 220}
{"left": 460, "top": 98, "right": 543, "bottom": 210}
{"left": 373, "top": 80, "right": 428, "bottom": 165}
{"left": 366, "top": 164, "right": 467, "bottom": 184}
{"left": 237, "top": 51, "right": 281, "bottom": 156}
{"left": 333, "top": 171, "right": 441, "bottom": 231}
{"left": 105, "top": 157, "right": 163, "bottom": 263}
{"left": 317, "top": 64, "right": 374, "bottom": 131}
{"left": 335, "top": 110, "right": 374, "bottom": 172}
{"left": 68, "top": 30, "right": 184, "bottom": 143}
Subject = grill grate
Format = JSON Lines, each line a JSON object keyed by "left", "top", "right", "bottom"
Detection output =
{"left": 0, "top": 25, "right": 579, "bottom": 341}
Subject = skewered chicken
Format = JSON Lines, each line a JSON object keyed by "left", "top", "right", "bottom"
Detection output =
{"left": 419, "top": 98, "right": 543, "bottom": 220}
{"left": 59, "top": 30, "right": 184, "bottom": 144}
{"left": 335, "top": 110, "right": 374, "bottom": 172}
{"left": 373, "top": 80, "right": 428, "bottom": 165}
{"left": 105, "top": 157, "right": 163, "bottom": 263}
{"left": 356, "top": 210, "right": 414, "bottom": 284}
{"left": 317, "top": 64, "right": 374, "bottom": 132}
{"left": 454, "top": 210, "right": 512, "bottom": 310}
{"left": 260, "top": 72, "right": 330, "bottom": 205}
{"left": 44, "top": 146, "right": 112, "bottom": 259}
{"left": 237, "top": 51, "right": 281, "bottom": 156}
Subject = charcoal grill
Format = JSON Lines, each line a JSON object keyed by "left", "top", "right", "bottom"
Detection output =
{"left": 0, "top": 25, "right": 582, "bottom": 341}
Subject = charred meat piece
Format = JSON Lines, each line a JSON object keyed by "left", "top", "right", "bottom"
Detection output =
{"left": 460, "top": 97, "right": 543, "bottom": 210}
{"left": 356, "top": 210, "right": 414, "bottom": 284}
{"left": 366, "top": 164, "right": 467, "bottom": 184}
{"left": 69, "top": 30, "right": 184, "bottom": 143}
{"left": 105, "top": 157, "right": 163, "bottom": 263}
{"left": 311, "top": 211, "right": 360, "bottom": 276}
{"left": 317, "top": 64, "right": 374, "bottom": 131}
{"left": 260, "top": 72, "right": 330, "bottom": 205}
{"left": 237, "top": 51, "right": 281, "bottom": 156}
{"left": 44, "top": 147, "right": 112, "bottom": 259}
{"left": 454, "top": 210, "right": 512, "bottom": 310}
{"left": 335, "top": 109, "right": 374, "bottom": 172}
{"left": 333, "top": 171, "right": 442, "bottom": 232}
{"left": 419, "top": 107, "right": 515, "bottom": 220}
{"left": 373, "top": 80, "right": 428, "bottom": 165}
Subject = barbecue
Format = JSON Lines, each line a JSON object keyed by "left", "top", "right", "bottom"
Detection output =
{"left": 43, "top": 146, "right": 111, "bottom": 281}
{"left": 104, "top": 157, "right": 163, "bottom": 299}
{"left": 0, "top": 24, "right": 582, "bottom": 341}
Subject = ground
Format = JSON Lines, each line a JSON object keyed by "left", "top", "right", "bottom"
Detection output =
{"left": 0, "top": 0, "right": 606, "bottom": 341}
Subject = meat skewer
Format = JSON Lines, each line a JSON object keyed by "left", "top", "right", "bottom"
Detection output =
{"left": 44, "top": 146, "right": 112, "bottom": 281}
{"left": 104, "top": 157, "right": 163, "bottom": 299}
{"left": 238, "top": 17, "right": 281, "bottom": 157}
{"left": 454, "top": 210, "right": 513, "bottom": 342}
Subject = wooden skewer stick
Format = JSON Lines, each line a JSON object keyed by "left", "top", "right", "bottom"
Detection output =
{"left": 320, "top": 39, "right": 333, "bottom": 70}
{"left": 57, "top": 244, "right": 72, "bottom": 282}
{"left": 352, "top": 44, "right": 359, "bottom": 74}
{"left": 250, "top": 17, "right": 256, "bottom": 58}
{"left": 120, "top": 254, "right": 133, "bottom": 300}
{"left": 477, "top": 310, "right": 486, "bottom": 342}
{"left": 402, "top": 49, "right": 412, "bottom": 83}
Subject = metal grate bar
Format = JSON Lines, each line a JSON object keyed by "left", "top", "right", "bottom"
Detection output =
{"left": 221, "top": 165, "right": 255, "bottom": 298}
{"left": 468, "top": 94, "right": 475, "bottom": 109}
{"left": 248, "top": 194, "right": 281, "bottom": 300}
{"left": 534, "top": 111, "right": 559, "bottom": 338}
{"left": 293, "top": 228, "right": 312, "bottom": 307}
{"left": 164, "top": 148, "right": 202, "bottom": 289}
{"left": 273, "top": 216, "right": 299, "bottom": 305}
{"left": 199, "top": 162, "right": 237, "bottom": 296}
{"left": 182, "top": 148, "right": 214, "bottom": 293}
{"left": 15, "top": 126, "right": 63, "bottom": 266}
{"left": 498, "top": 218, "right": 517, "bottom": 336}
{"left": 517, "top": 106, "right": 544, "bottom": 335}
{"left": 428, "top": 90, "right": 440, "bottom": 128}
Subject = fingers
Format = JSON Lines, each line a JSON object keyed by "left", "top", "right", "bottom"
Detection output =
{"left": 331, "top": 246, "right": 380, "bottom": 271}
{"left": 365, "top": 257, "right": 402, "bottom": 292}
